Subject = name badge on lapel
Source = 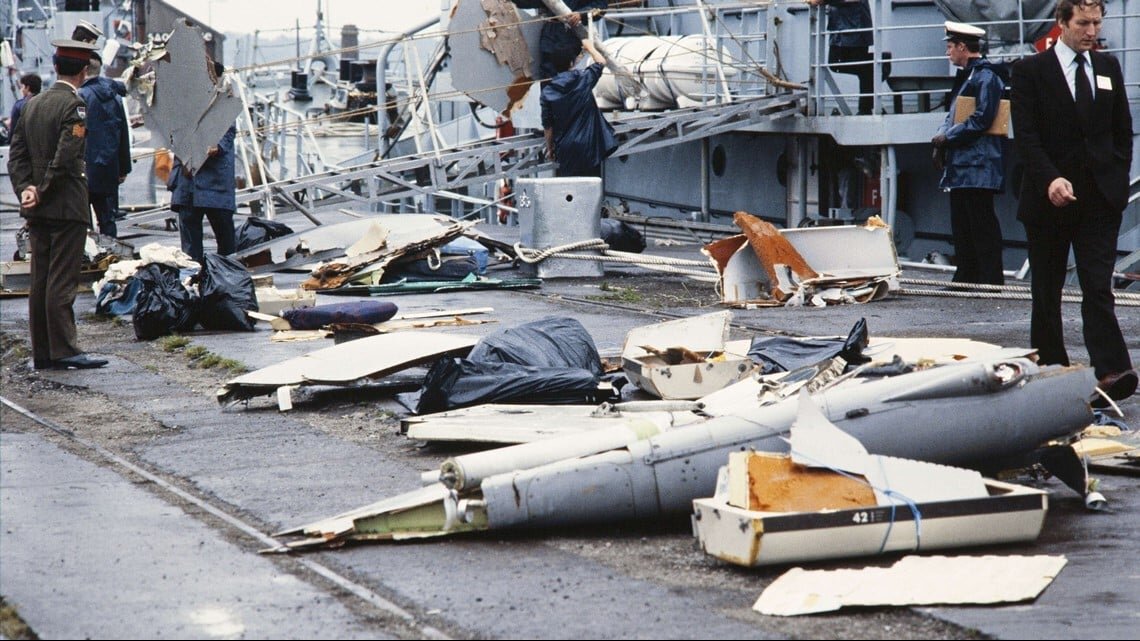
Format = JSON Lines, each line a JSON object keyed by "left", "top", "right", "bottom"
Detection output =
{"left": 1096, "top": 75, "right": 1112, "bottom": 90}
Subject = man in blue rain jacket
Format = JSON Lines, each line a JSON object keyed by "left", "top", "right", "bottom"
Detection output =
{"left": 932, "top": 21, "right": 1006, "bottom": 285}
{"left": 541, "top": 38, "right": 617, "bottom": 178}
{"left": 80, "top": 52, "right": 132, "bottom": 238}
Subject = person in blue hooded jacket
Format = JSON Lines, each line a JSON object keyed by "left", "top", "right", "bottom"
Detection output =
{"left": 79, "top": 52, "right": 132, "bottom": 238}
{"left": 541, "top": 38, "right": 617, "bottom": 178}
{"left": 931, "top": 22, "right": 1006, "bottom": 286}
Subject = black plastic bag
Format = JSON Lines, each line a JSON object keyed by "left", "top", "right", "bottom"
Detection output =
{"left": 747, "top": 318, "right": 870, "bottom": 374}
{"left": 132, "top": 263, "right": 199, "bottom": 340}
{"left": 282, "top": 300, "right": 398, "bottom": 330}
{"left": 234, "top": 217, "right": 294, "bottom": 252}
{"left": 198, "top": 253, "right": 257, "bottom": 331}
{"left": 467, "top": 316, "right": 603, "bottom": 376}
{"left": 601, "top": 218, "right": 646, "bottom": 253}
{"left": 416, "top": 358, "right": 601, "bottom": 414}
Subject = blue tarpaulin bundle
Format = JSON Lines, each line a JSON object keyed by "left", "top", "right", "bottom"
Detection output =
{"left": 282, "top": 300, "right": 398, "bottom": 330}
{"left": 95, "top": 278, "right": 142, "bottom": 316}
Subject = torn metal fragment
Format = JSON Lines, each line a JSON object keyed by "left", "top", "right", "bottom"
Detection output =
{"left": 450, "top": 0, "right": 543, "bottom": 114}
{"left": 144, "top": 19, "right": 243, "bottom": 175}
{"left": 478, "top": 0, "right": 534, "bottom": 80}
{"left": 703, "top": 215, "right": 900, "bottom": 307}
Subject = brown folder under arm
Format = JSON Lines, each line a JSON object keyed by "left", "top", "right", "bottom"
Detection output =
{"left": 953, "top": 95, "right": 1010, "bottom": 136}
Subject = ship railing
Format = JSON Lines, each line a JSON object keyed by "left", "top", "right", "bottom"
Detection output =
{"left": 231, "top": 74, "right": 348, "bottom": 219}
{"left": 809, "top": 6, "right": 1140, "bottom": 118}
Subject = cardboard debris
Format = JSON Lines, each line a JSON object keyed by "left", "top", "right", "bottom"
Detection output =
{"left": 302, "top": 218, "right": 472, "bottom": 290}
{"left": 703, "top": 214, "right": 899, "bottom": 307}
{"left": 254, "top": 286, "right": 317, "bottom": 317}
{"left": 1075, "top": 431, "right": 1140, "bottom": 476}
{"left": 251, "top": 307, "right": 495, "bottom": 338}
{"left": 622, "top": 311, "right": 754, "bottom": 400}
{"left": 217, "top": 331, "right": 479, "bottom": 408}
{"left": 754, "top": 555, "right": 1067, "bottom": 616}
{"left": 233, "top": 215, "right": 474, "bottom": 273}
{"left": 691, "top": 392, "right": 1046, "bottom": 567}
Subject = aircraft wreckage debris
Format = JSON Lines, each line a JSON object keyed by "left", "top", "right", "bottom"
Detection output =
{"left": 267, "top": 355, "right": 1097, "bottom": 551}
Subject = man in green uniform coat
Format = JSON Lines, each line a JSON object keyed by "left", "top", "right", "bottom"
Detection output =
{"left": 7, "top": 39, "right": 108, "bottom": 369}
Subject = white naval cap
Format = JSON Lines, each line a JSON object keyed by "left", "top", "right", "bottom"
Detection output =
{"left": 71, "top": 20, "right": 104, "bottom": 44}
{"left": 943, "top": 21, "right": 986, "bottom": 43}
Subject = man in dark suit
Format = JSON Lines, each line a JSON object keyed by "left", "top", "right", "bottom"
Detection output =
{"left": 7, "top": 39, "right": 108, "bottom": 370}
{"left": 1010, "top": 0, "right": 1135, "bottom": 403}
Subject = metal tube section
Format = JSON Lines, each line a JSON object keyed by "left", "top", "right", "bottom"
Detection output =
{"left": 377, "top": 16, "right": 441, "bottom": 152}
{"left": 233, "top": 75, "right": 277, "bottom": 218}
{"left": 440, "top": 417, "right": 667, "bottom": 491}
{"left": 479, "top": 360, "right": 1094, "bottom": 529}
{"left": 793, "top": 137, "right": 808, "bottom": 227}
{"left": 881, "top": 144, "right": 897, "bottom": 229}
{"left": 700, "top": 137, "right": 710, "bottom": 222}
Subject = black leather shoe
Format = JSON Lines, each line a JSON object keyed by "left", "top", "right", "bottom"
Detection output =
{"left": 1099, "top": 370, "right": 1138, "bottom": 401}
{"left": 1092, "top": 370, "right": 1138, "bottom": 408}
{"left": 52, "top": 354, "right": 109, "bottom": 370}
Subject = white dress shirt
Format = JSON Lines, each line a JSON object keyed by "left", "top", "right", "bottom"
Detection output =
{"left": 1053, "top": 39, "right": 1095, "bottom": 102}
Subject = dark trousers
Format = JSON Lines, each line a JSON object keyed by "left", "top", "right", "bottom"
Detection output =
{"left": 27, "top": 220, "right": 86, "bottom": 362}
{"left": 949, "top": 188, "right": 1004, "bottom": 285}
{"left": 177, "top": 207, "right": 236, "bottom": 264}
{"left": 555, "top": 163, "right": 601, "bottom": 178}
{"left": 90, "top": 190, "right": 118, "bottom": 238}
{"left": 830, "top": 46, "right": 873, "bottom": 115}
{"left": 1024, "top": 184, "right": 1130, "bottom": 380}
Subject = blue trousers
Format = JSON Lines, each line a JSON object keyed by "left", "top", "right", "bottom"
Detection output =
{"left": 177, "top": 206, "right": 236, "bottom": 264}
{"left": 90, "top": 190, "right": 118, "bottom": 238}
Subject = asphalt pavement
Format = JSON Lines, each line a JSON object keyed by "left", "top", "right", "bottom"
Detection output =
{"left": 1, "top": 200, "right": 1138, "bottom": 639}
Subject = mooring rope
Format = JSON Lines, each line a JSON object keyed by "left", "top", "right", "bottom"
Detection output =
{"left": 899, "top": 277, "right": 1140, "bottom": 305}
{"left": 513, "top": 239, "right": 719, "bottom": 280}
